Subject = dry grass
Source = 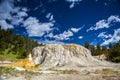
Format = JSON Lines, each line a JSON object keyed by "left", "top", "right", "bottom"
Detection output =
{"left": 102, "top": 68, "right": 113, "bottom": 74}
{"left": 101, "top": 68, "right": 120, "bottom": 80}
{"left": 47, "top": 68, "right": 78, "bottom": 74}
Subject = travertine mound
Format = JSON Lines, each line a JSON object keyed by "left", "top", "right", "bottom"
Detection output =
{"left": 31, "top": 44, "right": 107, "bottom": 68}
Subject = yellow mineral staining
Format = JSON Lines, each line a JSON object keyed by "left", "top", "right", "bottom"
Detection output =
{"left": 7, "top": 54, "right": 36, "bottom": 70}
{"left": 67, "top": 44, "right": 77, "bottom": 48}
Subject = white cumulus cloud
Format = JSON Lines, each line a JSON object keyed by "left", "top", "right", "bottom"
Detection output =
{"left": 0, "top": 0, "right": 28, "bottom": 29}
{"left": 46, "top": 13, "right": 55, "bottom": 23}
{"left": 47, "top": 30, "right": 73, "bottom": 40}
{"left": 101, "top": 28, "right": 120, "bottom": 46}
{"left": 39, "top": 40, "right": 64, "bottom": 44}
{"left": 0, "top": 0, "right": 14, "bottom": 29}
{"left": 47, "top": 27, "right": 82, "bottom": 41}
{"left": 108, "top": 15, "right": 120, "bottom": 23}
{"left": 0, "top": 20, "right": 14, "bottom": 30}
{"left": 10, "top": 7, "right": 28, "bottom": 26}
{"left": 54, "top": 30, "right": 73, "bottom": 40}
{"left": 17, "top": 11, "right": 28, "bottom": 17}
{"left": 78, "top": 36, "right": 83, "bottom": 39}
{"left": 23, "top": 17, "right": 54, "bottom": 37}
{"left": 71, "top": 27, "right": 81, "bottom": 33}
{"left": 87, "top": 15, "right": 120, "bottom": 32}
{"left": 98, "top": 32, "right": 112, "bottom": 39}
{"left": 0, "top": 0, "right": 13, "bottom": 20}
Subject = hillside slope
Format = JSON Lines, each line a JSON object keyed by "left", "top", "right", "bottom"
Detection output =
{"left": 0, "top": 27, "right": 40, "bottom": 60}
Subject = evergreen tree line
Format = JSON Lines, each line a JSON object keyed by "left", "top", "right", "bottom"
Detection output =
{"left": 0, "top": 26, "right": 43, "bottom": 59}
{"left": 84, "top": 41, "right": 120, "bottom": 63}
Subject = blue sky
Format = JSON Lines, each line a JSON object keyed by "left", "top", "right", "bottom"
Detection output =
{"left": 0, "top": 0, "right": 120, "bottom": 45}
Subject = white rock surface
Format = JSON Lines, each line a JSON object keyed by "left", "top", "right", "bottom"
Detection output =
{"left": 31, "top": 44, "right": 109, "bottom": 69}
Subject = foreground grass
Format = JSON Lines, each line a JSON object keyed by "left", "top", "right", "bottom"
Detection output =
{"left": 47, "top": 67, "right": 79, "bottom": 74}
{"left": 100, "top": 68, "right": 120, "bottom": 80}
{"left": 101, "top": 68, "right": 120, "bottom": 75}
{"left": 0, "top": 66, "right": 120, "bottom": 80}
{"left": 0, "top": 66, "right": 40, "bottom": 79}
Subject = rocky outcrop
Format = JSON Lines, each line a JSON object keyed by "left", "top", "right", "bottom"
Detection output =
{"left": 31, "top": 44, "right": 107, "bottom": 69}
{"left": 95, "top": 54, "right": 107, "bottom": 60}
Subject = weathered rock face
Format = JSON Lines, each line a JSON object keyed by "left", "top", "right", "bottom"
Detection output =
{"left": 31, "top": 44, "right": 106, "bottom": 68}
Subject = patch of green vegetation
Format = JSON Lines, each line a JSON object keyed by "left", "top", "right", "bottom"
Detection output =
{"left": 0, "top": 52, "right": 18, "bottom": 61}
{"left": 84, "top": 40, "right": 120, "bottom": 63}
{"left": 0, "top": 67, "right": 16, "bottom": 76}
